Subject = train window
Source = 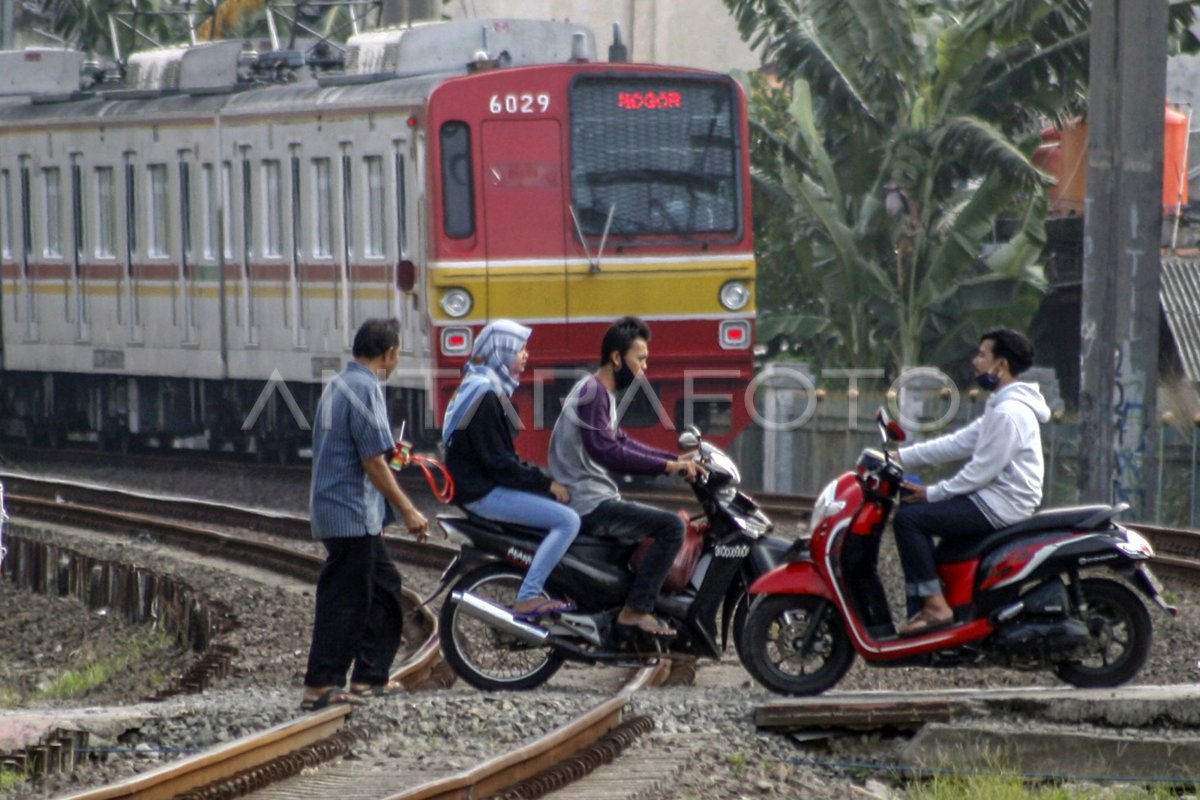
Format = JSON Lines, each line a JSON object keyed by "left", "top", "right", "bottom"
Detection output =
{"left": 313, "top": 158, "right": 333, "bottom": 258}
{"left": 290, "top": 154, "right": 301, "bottom": 276}
{"left": 70, "top": 162, "right": 83, "bottom": 265}
{"left": 440, "top": 122, "right": 475, "bottom": 239}
{"left": 42, "top": 167, "right": 62, "bottom": 258}
{"left": 570, "top": 77, "right": 739, "bottom": 237}
{"left": 341, "top": 152, "right": 353, "bottom": 250}
{"left": 263, "top": 160, "right": 283, "bottom": 258}
{"left": 241, "top": 158, "right": 253, "bottom": 271}
{"left": 95, "top": 167, "right": 115, "bottom": 259}
{"left": 365, "top": 155, "right": 385, "bottom": 257}
{"left": 674, "top": 398, "right": 733, "bottom": 436}
{"left": 616, "top": 381, "right": 669, "bottom": 429}
{"left": 221, "top": 162, "right": 234, "bottom": 260}
{"left": 148, "top": 164, "right": 170, "bottom": 258}
{"left": 179, "top": 161, "right": 193, "bottom": 263}
{"left": 20, "top": 165, "right": 31, "bottom": 266}
{"left": 201, "top": 164, "right": 217, "bottom": 259}
{"left": 123, "top": 162, "right": 137, "bottom": 258}
{"left": 394, "top": 152, "right": 407, "bottom": 256}
{"left": 1, "top": 170, "right": 12, "bottom": 259}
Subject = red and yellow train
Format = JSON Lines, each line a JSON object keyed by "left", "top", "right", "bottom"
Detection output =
{"left": 0, "top": 18, "right": 756, "bottom": 460}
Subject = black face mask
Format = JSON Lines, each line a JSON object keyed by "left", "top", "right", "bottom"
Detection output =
{"left": 975, "top": 369, "right": 1001, "bottom": 391}
{"left": 614, "top": 360, "right": 637, "bottom": 390}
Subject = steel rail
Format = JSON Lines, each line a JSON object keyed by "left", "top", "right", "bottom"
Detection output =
{"left": 0, "top": 470, "right": 459, "bottom": 570}
{"left": 387, "top": 661, "right": 672, "bottom": 800}
{"left": 57, "top": 705, "right": 356, "bottom": 800}
{"left": 4, "top": 477, "right": 676, "bottom": 800}
{"left": 5, "top": 486, "right": 445, "bottom": 799}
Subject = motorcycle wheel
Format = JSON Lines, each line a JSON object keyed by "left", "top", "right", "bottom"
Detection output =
{"left": 439, "top": 563, "right": 565, "bottom": 691}
{"left": 740, "top": 594, "right": 855, "bottom": 696}
{"left": 1055, "top": 577, "right": 1152, "bottom": 688}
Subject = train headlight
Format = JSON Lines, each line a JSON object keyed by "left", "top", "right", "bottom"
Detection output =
{"left": 440, "top": 288, "right": 473, "bottom": 318}
{"left": 719, "top": 281, "right": 751, "bottom": 311}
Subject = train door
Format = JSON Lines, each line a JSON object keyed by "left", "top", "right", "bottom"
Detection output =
{"left": 479, "top": 119, "right": 568, "bottom": 353}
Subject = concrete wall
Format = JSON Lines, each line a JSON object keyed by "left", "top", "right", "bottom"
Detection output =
{"left": 440, "top": 0, "right": 761, "bottom": 73}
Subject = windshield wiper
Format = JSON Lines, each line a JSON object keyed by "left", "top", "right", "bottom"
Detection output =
{"left": 569, "top": 202, "right": 615, "bottom": 273}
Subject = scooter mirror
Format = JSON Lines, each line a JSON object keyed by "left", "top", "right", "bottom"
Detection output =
{"left": 678, "top": 427, "right": 701, "bottom": 450}
{"left": 875, "top": 407, "right": 907, "bottom": 443}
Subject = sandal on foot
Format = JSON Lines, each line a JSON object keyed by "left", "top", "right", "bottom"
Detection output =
{"left": 350, "top": 681, "right": 405, "bottom": 698}
{"left": 897, "top": 610, "right": 953, "bottom": 637}
{"left": 300, "top": 687, "right": 365, "bottom": 712}
{"left": 615, "top": 617, "right": 677, "bottom": 639}
{"left": 512, "top": 598, "right": 575, "bottom": 620}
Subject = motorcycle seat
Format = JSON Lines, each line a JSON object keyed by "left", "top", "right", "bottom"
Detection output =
{"left": 459, "top": 510, "right": 618, "bottom": 549}
{"left": 933, "top": 504, "right": 1119, "bottom": 563}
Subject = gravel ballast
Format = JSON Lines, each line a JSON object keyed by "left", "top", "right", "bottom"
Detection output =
{"left": 2, "top": 453, "right": 1198, "bottom": 799}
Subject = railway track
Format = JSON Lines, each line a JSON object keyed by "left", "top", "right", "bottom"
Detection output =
{"left": 6, "top": 457, "right": 1200, "bottom": 798}
{"left": 0, "top": 442, "right": 819, "bottom": 524}
{"left": 1129, "top": 522, "right": 1200, "bottom": 573}
{"left": 0, "top": 470, "right": 458, "bottom": 573}
{"left": 1, "top": 474, "right": 679, "bottom": 800}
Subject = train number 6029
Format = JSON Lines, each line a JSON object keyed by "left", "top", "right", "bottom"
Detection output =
{"left": 488, "top": 92, "right": 551, "bottom": 114}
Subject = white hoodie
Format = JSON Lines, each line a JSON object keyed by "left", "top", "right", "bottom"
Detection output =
{"left": 898, "top": 381, "right": 1052, "bottom": 526}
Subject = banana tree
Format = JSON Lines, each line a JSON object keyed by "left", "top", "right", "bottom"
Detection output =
{"left": 734, "top": 0, "right": 1200, "bottom": 371}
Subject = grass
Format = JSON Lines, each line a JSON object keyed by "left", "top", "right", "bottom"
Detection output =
{"left": 0, "top": 767, "right": 30, "bottom": 794}
{"left": 0, "top": 628, "right": 178, "bottom": 707}
{"left": 903, "top": 773, "right": 1198, "bottom": 799}
{"left": 39, "top": 629, "right": 175, "bottom": 700}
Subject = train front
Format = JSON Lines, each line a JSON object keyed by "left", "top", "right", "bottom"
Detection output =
{"left": 426, "top": 53, "right": 756, "bottom": 459}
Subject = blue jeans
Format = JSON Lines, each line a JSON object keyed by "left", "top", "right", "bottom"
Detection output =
{"left": 893, "top": 495, "right": 995, "bottom": 608}
{"left": 465, "top": 487, "right": 581, "bottom": 603}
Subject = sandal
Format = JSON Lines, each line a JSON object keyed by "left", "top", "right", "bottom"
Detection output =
{"left": 897, "top": 609, "right": 954, "bottom": 637}
{"left": 614, "top": 617, "right": 677, "bottom": 638}
{"left": 349, "top": 680, "right": 406, "bottom": 698}
{"left": 512, "top": 598, "right": 575, "bottom": 620}
{"left": 300, "top": 687, "right": 365, "bottom": 712}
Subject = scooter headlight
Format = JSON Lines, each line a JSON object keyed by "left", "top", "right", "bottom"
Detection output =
{"left": 810, "top": 479, "right": 845, "bottom": 530}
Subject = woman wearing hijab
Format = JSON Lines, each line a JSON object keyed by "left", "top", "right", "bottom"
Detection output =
{"left": 442, "top": 320, "right": 580, "bottom": 619}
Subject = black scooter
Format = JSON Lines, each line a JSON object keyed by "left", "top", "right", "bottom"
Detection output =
{"left": 426, "top": 427, "right": 789, "bottom": 690}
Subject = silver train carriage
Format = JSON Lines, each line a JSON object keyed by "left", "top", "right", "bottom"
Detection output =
{"left": 0, "top": 19, "right": 596, "bottom": 458}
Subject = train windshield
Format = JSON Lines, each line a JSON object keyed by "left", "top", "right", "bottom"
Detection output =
{"left": 569, "top": 76, "right": 739, "bottom": 238}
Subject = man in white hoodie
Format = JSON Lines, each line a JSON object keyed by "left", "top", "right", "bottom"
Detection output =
{"left": 893, "top": 328, "right": 1051, "bottom": 635}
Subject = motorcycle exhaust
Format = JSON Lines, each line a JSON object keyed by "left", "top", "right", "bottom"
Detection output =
{"left": 451, "top": 590, "right": 551, "bottom": 645}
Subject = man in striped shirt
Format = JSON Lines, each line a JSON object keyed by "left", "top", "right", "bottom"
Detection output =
{"left": 301, "top": 318, "right": 429, "bottom": 711}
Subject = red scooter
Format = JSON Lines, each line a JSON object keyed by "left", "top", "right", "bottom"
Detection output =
{"left": 738, "top": 409, "right": 1177, "bottom": 696}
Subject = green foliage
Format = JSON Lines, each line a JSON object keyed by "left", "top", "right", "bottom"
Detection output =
{"left": 0, "top": 628, "right": 176, "bottom": 707}
{"left": 41, "top": 629, "right": 174, "bottom": 700}
{"left": 905, "top": 773, "right": 1197, "bottom": 799}
{"left": 728, "top": 0, "right": 1200, "bottom": 373}
{"left": 0, "top": 766, "right": 30, "bottom": 794}
{"left": 37, "top": 0, "right": 188, "bottom": 56}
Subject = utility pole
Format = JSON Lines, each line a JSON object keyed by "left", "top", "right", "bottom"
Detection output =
{"left": 1078, "top": 0, "right": 1167, "bottom": 517}
{"left": 1, "top": 0, "right": 15, "bottom": 50}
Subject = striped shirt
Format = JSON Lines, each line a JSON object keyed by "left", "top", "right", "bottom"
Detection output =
{"left": 309, "top": 361, "right": 396, "bottom": 539}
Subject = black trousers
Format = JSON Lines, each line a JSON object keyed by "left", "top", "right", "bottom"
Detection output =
{"left": 304, "top": 534, "right": 405, "bottom": 688}
{"left": 581, "top": 499, "right": 684, "bottom": 613}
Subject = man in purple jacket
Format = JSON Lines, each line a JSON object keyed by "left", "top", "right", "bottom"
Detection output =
{"left": 548, "top": 317, "right": 704, "bottom": 640}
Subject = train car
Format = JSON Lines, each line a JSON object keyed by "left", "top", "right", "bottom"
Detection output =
{"left": 0, "top": 17, "right": 755, "bottom": 461}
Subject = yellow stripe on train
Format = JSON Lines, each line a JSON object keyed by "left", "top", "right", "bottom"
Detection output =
{"left": 430, "top": 269, "right": 755, "bottom": 322}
